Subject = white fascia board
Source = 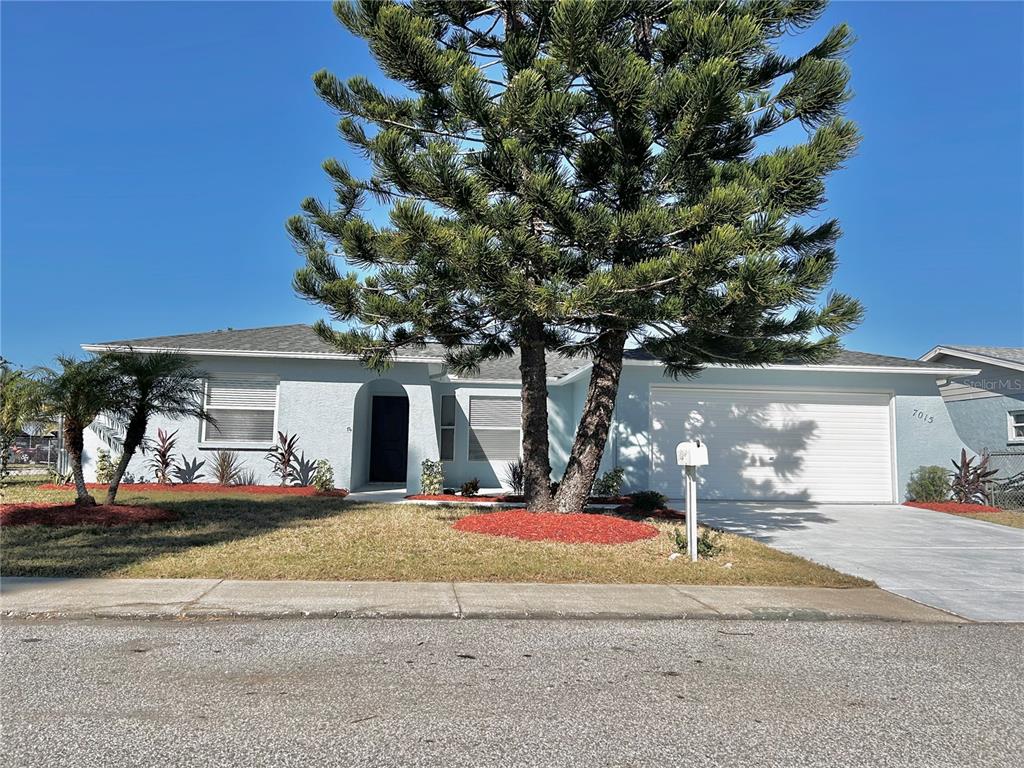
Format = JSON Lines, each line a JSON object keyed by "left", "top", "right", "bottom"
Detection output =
{"left": 81, "top": 344, "right": 445, "bottom": 365}
{"left": 619, "top": 358, "right": 979, "bottom": 377}
{"left": 921, "top": 345, "right": 1024, "bottom": 373}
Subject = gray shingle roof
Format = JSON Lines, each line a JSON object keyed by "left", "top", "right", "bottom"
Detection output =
{"left": 936, "top": 345, "right": 1024, "bottom": 366}
{"left": 85, "top": 324, "right": 963, "bottom": 379}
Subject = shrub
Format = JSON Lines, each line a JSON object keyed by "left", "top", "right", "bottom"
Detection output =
{"left": 312, "top": 459, "right": 335, "bottom": 493}
{"left": 951, "top": 449, "right": 998, "bottom": 504}
{"left": 460, "top": 477, "right": 480, "bottom": 497}
{"left": 49, "top": 466, "right": 73, "bottom": 485}
{"left": 628, "top": 490, "right": 667, "bottom": 513}
{"left": 265, "top": 431, "right": 300, "bottom": 485}
{"left": 95, "top": 449, "right": 117, "bottom": 484}
{"left": 504, "top": 460, "right": 524, "bottom": 495}
{"left": 147, "top": 428, "right": 178, "bottom": 484}
{"left": 292, "top": 452, "right": 316, "bottom": 487}
{"left": 673, "top": 527, "right": 724, "bottom": 558}
{"left": 907, "top": 465, "right": 950, "bottom": 502}
{"left": 211, "top": 450, "right": 241, "bottom": 485}
{"left": 234, "top": 468, "right": 257, "bottom": 486}
{"left": 172, "top": 456, "right": 206, "bottom": 484}
{"left": 592, "top": 466, "right": 625, "bottom": 497}
{"left": 421, "top": 458, "right": 444, "bottom": 496}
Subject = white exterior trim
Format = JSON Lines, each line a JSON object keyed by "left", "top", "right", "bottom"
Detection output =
{"left": 921, "top": 346, "right": 1024, "bottom": 373}
{"left": 82, "top": 344, "right": 445, "bottom": 365}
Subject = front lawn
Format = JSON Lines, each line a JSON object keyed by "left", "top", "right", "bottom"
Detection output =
{"left": 0, "top": 483, "right": 868, "bottom": 586}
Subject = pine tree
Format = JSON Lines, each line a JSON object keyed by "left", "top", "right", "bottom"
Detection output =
{"left": 290, "top": 0, "right": 863, "bottom": 513}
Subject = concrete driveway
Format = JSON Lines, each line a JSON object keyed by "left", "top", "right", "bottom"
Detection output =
{"left": 693, "top": 501, "right": 1024, "bottom": 622}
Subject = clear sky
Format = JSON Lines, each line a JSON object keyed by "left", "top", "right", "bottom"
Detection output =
{"left": 2, "top": 1, "right": 1022, "bottom": 368}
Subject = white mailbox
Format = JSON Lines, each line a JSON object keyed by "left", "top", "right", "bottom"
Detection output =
{"left": 675, "top": 440, "right": 709, "bottom": 467}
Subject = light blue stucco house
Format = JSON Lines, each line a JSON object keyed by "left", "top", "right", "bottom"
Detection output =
{"left": 920, "top": 345, "right": 1024, "bottom": 479}
{"left": 81, "top": 324, "right": 979, "bottom": 502}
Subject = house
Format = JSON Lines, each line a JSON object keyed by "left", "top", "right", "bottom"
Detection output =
{"left": 81, "top": 324, "right": 979, "bottom": 502}
{"left": 919, "top": 345, "right": 1024, "bottom": 478}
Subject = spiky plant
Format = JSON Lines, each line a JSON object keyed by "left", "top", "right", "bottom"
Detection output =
{"left": 266, "top": 431, "right": 300, "bottom": 486}
{"left": 211, "top": 449, "right": 242, "bottom": 485}
{"left": 950, "top": 449, "right": 998, "bottom": 504}
{"left": 147, "top": 428, "right": 178, "bottom": 484}
{"left": 171, "top": 456, "right": 206, "bottom": 484}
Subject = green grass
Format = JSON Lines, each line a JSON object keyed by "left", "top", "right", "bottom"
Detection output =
{"left": 0, "top": 483, "right": 869, "bottom": 586}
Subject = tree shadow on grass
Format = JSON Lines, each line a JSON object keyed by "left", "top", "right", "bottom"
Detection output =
{"left": 0, "top": 494, "right": 366, "bottom": 578}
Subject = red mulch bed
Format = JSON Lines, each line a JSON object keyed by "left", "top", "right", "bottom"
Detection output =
{"left": 39, "top": 483, "right": 348, "bottom": 497}
{"left": 406, "top": 494, "right": 633, "bottom": 505}
{"left": 905, "top": 501, "right": 1003, "bottom": 515}
{"left": 453, "top": 509, "right": 660, "bottom": 545}
{"left": 1, "top": 502, "right": 177, "bottom": 527}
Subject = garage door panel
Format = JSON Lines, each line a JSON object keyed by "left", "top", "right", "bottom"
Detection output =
{"left": 650, "top": 388, "right": 893, "bottom": 503}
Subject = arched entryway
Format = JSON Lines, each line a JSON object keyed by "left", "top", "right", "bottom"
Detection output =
{"left": 350, "top": 379, "right": 410, "bottom": 489}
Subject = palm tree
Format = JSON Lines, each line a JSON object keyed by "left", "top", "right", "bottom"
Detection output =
{"left": 0, "top": 360, "right": 47, "bottom": 483}
{"left": 40, "top": 356, "right": 117, "bottom": 506}
{"left": 103, "top": 349, "right": 210, "bottom": 505}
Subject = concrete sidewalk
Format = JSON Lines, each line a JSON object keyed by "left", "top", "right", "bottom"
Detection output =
{"left": 0, "top": 577, "right": 962, "bottom": 622}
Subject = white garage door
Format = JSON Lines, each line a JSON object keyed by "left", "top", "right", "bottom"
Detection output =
{"left": 650, "top": 387, "right": 894, "bottom": 503}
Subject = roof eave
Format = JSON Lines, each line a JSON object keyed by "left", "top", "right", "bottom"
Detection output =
{"left": 80, "top": 343, "right": 446, "bottom": 365}
{"left": 920, "top": 345, "right": 1024, "bottom": 373}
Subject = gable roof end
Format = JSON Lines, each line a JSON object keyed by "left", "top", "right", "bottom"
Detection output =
{"left": 921, "top": 345, "right": 1024, "bottom": 372}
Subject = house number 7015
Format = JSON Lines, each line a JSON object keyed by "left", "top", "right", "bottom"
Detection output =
{"left": 912, "top": 408, "right": 934, "bottom": 424}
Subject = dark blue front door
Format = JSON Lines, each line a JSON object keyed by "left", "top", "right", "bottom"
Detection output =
{"left": 369, "top": 396, "right": 409, "bottom": 482}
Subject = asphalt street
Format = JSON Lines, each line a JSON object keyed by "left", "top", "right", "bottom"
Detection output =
{"left": 2, "top": 618, "right": 1021, "bottom": 767}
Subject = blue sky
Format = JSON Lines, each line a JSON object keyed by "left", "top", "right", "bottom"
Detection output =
{"left": 2, "top": 1, "right": 1021, "bottom": 368}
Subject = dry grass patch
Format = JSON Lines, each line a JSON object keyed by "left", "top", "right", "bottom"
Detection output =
{"left": 1, "top": 484, "right": 867, "bottom": 586}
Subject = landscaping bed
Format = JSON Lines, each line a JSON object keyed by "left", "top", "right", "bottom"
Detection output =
{"left": 406, "top": 493, "right": 636, "bottom": 506}
{"left": 40, "top": 483, "right": 349, "bottom": 497}
{"left": 453, "top": 509, "right": 660, "bottom": 544}
{"left": 905, "top": 501, "right": 1002, "bottom": 514}
{"left": 1, "top": 502, "right": 176, "bottom": 527}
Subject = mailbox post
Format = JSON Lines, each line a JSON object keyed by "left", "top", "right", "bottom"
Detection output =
{"left": 675, "top": 440, "right": 709, "bottom": 562}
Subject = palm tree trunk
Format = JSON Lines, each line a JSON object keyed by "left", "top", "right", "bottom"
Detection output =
{"left": 105, "top": 413, "right": 146, "bottom": 505}
{"left": 63, "top": 421, "right": 95, "bottom": 507}
{"left": 554, "top": 330, "right": 628, "bottom": 514}
{"left": 520, "top": 325, "right": 553, "bottom": 512}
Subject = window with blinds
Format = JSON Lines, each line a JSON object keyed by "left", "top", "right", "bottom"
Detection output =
{"left": 439, "top": 395, "right": 456, "bottom": 461}
{"left": 468, "top": 396, "right": 520, "bottom": 461}
{"left": 202, "top": 375, "right": 278, "bottom": 444}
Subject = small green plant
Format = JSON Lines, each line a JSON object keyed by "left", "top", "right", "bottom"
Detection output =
{"left": 951, "top": 449, "right": 998, "bottom": 504}
{"left": 504, "top": 460, "right": 524, "bottom": 495}
{"left": 265, "top": 431, "right": 300, "bottom": 485}
{"left": 312, "top": 459, "right": 335, "bottom": 493}
{"left": 421, "top": 458, "right": 444, "bottom": 495}
{"left": 234, "top": 468, "right": 258, "bottom": 486}
{"left": 95, "top": 449, "right": 116, "bottom": 484}
{"left": 592, "top": 466, "right": 625, "bottom": 497}
{"left": 211, "top": 450, "right": 241, "bottom": 485}
{"left": 460, "top": 477, "right": 480, "bottom": 497}
{"left": 673, "top": 527, "right": 724, "bottom": 558}
{"left": 172, "top": 456, "right": 206, "bottom": 484}
{"left": 48, "top": 466, "right": 73, "bottom": 485}
{"left": 147, "top": 428, "right": 178, "bottom": 484}
{"left": 628, "top": 490, "right": 667, "bottom": 513}
{"left": 907, "top": 465, "right": 950, "bottom": 503}
{"left": 292, "top": 452, "right": 317, "bottom": 487}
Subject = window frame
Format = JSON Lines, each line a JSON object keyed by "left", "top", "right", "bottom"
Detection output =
{"left": 1009, "top": 410, "right": 1024, "bottom": 444}
{"left": 438, "top": 394, "right": 456, "bottom": 462}
{"left": 467, "top": 395, "right": 521, "bottom": 462}
{"left": 199, "top": 374, "right": 280, "bottom": 448}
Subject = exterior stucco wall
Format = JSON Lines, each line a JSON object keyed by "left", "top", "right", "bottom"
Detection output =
{"left": 84, "top": 356, "right": 439, "bottom": 492}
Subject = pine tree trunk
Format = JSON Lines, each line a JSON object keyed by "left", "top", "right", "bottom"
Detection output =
{"left": 554, "top": 330, "right": 628, "bottom": 514}
{"left": 64, "top": 421, "right": 96, "bottom": 507}
{"left": 105, "top": 414, "right": 145, "bottom": 505}
{"left": 519, "top": 326, "right": 553, "bottom": 512}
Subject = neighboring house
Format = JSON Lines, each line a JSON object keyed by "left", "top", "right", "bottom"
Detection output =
{"left": 920, "top": 345, "right": 1024, "bottom": 478}
{"left": 80, "top": 324, "right": 977, "bottom": 502}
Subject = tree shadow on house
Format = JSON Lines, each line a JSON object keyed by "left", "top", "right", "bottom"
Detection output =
{"left": 0, "top": 493, "right": 364, "bottom": 579}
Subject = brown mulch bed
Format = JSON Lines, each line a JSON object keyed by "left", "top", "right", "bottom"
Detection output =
{"left": 406, "top": 493, "right": 634, "bottom": 505}
{"left": 39, "top": 483, "right": 349, "bottom": 497}
{"left": 904, "top": 500, "right": 1003, "bottom": 515}
{"left": 1, "top": 503, "right": 178, "bottom": 527}
{"left": 453, "top": 509, "right": 660, "bottom": 545}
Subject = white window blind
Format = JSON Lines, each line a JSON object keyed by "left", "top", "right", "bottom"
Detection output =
{"left": 468, "top": 396, "right": 520, "bottom": 461}
{"left": 203, "top": 375, "right": 278, "bottom": 443}
{"left": 439, "top": 395, "right": 456, "bottom": 461}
